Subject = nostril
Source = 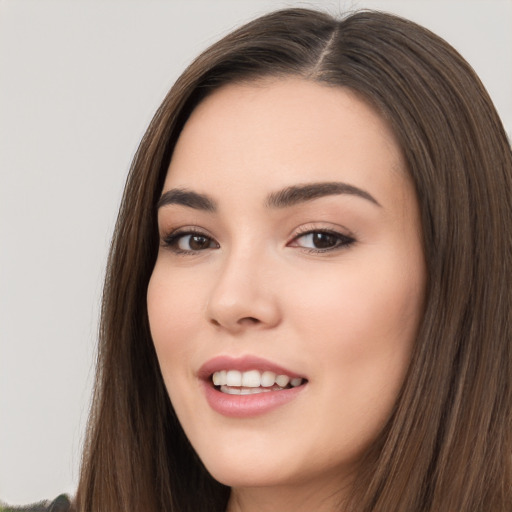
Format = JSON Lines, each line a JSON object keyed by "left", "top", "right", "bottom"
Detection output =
{"left": 209, "top": 316, "right": 260, "bottom": 330}
{"left": 239, "top": 317, "right": 260, "bottom": 325}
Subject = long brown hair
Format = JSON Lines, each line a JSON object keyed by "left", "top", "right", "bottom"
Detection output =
{"left": 75, "top": 8, "right": 512, "bottom": 512}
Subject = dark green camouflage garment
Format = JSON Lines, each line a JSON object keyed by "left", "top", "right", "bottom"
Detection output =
{"left": 0, "top": 495, "right": 71, "bottom": 512}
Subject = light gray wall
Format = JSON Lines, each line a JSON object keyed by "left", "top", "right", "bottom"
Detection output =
{"left": 1, "top": 0, "right": 510, "bottom": 504}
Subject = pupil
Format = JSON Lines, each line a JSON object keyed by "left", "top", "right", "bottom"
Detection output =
{"left": 313, "top": 232, "right": 336, "bottom": 249}
{"left": 189, "top": 235, "right": 209, "bottom": 250}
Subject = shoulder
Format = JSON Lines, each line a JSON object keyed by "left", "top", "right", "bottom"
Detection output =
{"left": 0, "top": 495, "right": 72, "bottom": 512}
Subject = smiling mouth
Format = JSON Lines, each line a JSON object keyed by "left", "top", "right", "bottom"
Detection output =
{"left": 211, "top": 369, "right": 306, "bottom": 395}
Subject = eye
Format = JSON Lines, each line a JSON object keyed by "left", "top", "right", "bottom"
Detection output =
{"left": 162, "top": 230, "right": 219, "bottom": 254}
{"left": 289, "top": 229, "right": 355, "bottom": 253}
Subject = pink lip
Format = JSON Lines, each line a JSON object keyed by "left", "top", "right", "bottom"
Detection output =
{"left": 198, "top": 355, "right": 307, "bottom": 418}
{"left": 198, "top": 355, "right": 304, "bottom": 380}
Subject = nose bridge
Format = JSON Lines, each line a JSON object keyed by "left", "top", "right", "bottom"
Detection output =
{"left": 206, "top": 242, "right": 280, "bottom": 331}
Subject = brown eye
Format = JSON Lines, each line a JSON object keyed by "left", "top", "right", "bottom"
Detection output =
{"left": 309, "top": 232, "right": 338, "bottom": 249}
{"left": 186, "top": 235, "right": 211, "bottom": 251}
{"left": 178, "top": 234, "right": 215, "bottom": 251}
{"left": 291, "top": 230, "right": 355, "bottom": 252}
{"left": 163, "top": 231, "right": 219, "bottom": 253}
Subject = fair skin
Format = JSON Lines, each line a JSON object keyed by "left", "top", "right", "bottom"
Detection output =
{"left": 147, "top": 78, "right": 426, "bottom": 512}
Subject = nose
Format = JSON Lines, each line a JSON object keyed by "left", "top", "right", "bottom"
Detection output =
{"left": 206, "top": 251, "right": 281, "bottom": 333}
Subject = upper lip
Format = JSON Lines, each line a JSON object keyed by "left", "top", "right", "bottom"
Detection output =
{"left": 198, "top": 355, "right": 306, "bottom": 381}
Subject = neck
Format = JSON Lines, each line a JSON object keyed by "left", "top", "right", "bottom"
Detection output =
{"left": 226, "top": 476, "right": 350, "bottom": 512}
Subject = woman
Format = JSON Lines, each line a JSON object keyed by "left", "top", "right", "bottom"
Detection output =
{"left": 71, "top": 7, "right": 511, "bottom": 512}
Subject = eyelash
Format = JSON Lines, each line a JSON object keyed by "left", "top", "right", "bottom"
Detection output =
{"left": 290, "top": 226, "right": 355, "bottom": 254}
{"left": 161, "top": 226, "right": 355, "bottom": 255}
{"left": 162, "top": 228, "right": 219, "bottom": 255}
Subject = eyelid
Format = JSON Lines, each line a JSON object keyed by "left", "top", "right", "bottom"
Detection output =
{"left": 287, "top": 223, "right": 356, "bottom": 253}
{"left": 160, "top": 226, "right": 219, "bottom": 255}
{"left": 289, "top": 222, "right": 355, "bottom": 240}
{"left": 158, "top": 222, "right": 356, "bottom": 255}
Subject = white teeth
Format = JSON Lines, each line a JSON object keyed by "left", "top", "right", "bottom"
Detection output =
{"left": 220, "top": 385, "right": 273, "bottom": 395}
{"left": 212, "top": 370, "right": 226, "bottom": 386}
{"left": 261, "top": 371, "right": 276, "bottom": 387}
{"left": 241, "top": 369, "right": 261, "bottom": 387}
{"left": 226, "top": 370, "right": 242, "bottom": 386}
{"left": 211, "top": 369, "right": 304, "bottom": 390}
{"left": 275, "top": 375, "right": 290, "bottom": 387}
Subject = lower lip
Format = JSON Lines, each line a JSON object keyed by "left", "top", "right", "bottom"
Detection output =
{"left": 202, "top": 381, "right": 306, "bottom": 418}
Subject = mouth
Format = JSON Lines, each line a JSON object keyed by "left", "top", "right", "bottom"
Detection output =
{"left": 199, "top": 355, "right": 308, "bottom": 416}
{"left": 211, "top": 369, "right": 306, "bottom": 395}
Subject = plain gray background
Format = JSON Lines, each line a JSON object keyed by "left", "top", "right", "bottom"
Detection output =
{"left": 1, "top": 0, "right": 511, "bottom": 504}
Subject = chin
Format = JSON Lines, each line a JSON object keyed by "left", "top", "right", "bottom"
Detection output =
{"left": 194, "top": 437, "right": 352, "bottom": 492}
{"left": 195, "top": 441, "right": 304, "bottom": 488}
{"left": 207, "top": 464, "right": 307, "bottom": 490}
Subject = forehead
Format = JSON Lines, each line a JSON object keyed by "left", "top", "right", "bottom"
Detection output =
{"left": 164, "top": 78, "right": 409, "bottom": 206}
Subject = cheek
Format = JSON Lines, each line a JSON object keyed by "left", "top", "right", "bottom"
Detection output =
{"left": 147, "top": 266, "right": 210, "bottom": 436}
{"left": 289, "top": 258, "right": 423, "bottom": 348}
{"left": 146, "top": 266, "right": 204, "bottom": 377}
{"left": 286, "top": 254, "right": 424, "bottom": 417}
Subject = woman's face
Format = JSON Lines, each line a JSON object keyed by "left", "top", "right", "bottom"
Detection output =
{"left": 147, "top": 79, "right": 426, "bottom": 497}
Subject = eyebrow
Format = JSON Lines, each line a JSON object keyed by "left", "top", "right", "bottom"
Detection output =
{"left": 157, "top": 188, "right": 217, "bottom": 212}
{"left": 265, "top": 182, "right": 381, "bottom": 208}
{"left": 157, "top": 181, "right": 380, "bottom": 212}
